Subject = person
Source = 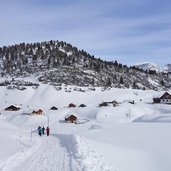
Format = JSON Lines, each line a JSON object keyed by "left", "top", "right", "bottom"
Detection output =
{"left": 38, "top": 126, "right": 42, "bottom": 136}
{"left": 42, "top": 126, "right": 45, "bottom": 135}
{"left": 46, "top": 126, "right": 50, "bottom": 136}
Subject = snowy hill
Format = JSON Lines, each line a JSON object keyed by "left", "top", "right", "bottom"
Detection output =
{"left": 163, "top": 64, "right": 171, "bottom": 73}
{"left": 0, "top": 40, "right": 171, "bottom": 170}
{"left": 0, "top": 80, "right": 171, "bottom": 171}
{"left": 0, "top": 40, "right": 171, "bottom": 90}
{"left": 134, "top": 62, "right": 171, "bottom": 74}
{"left": 134, "top": 62, "right": 161, "bottom": 72}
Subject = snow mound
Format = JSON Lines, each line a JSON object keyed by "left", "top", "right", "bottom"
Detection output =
{"left": 74, "top": 135, "right": 113, "bottom": 171}
{"left": 89, "top": 124, "right": 102, "bottom": 130}
{"left": 133, "top": 114, "right": 171, "bottom": 122}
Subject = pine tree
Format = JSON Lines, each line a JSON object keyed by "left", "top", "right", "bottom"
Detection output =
{"left": 120, "top": 76, "right": 124, "bottom": 84}
{"left": 106, "top": 77, "right": 112, "bottom": 87}
{"left": 160, "top": 79, "right": 164, "bottom": 86}
{"left": 133, "top": 81, "right": 136, "bottom": 89}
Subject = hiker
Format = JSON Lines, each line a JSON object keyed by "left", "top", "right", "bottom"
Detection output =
{"left": 46, "top": 126, "right": 50, "bottom": 136}
{"left": 38, "top": 126, "right": 42, "bottom": 136}
{"left": 42, "top": 126, "right": 45, "bottom": 135}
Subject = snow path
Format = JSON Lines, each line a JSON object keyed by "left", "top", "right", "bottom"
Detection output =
{"left": 0, "top": 133, "right": 112, "bottom": 171}
{"left": 16, "top": 134, "right": 72, "bottom": 171}
{"left": 0, "top": 134, "right": 72, "bottom": 171}
{"left": 18, "top": 136, "right": 69, "bottom": 171}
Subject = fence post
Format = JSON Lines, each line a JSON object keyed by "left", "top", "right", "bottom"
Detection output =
{"left": 30, "top": 128, "right": 33, "bottom": 142}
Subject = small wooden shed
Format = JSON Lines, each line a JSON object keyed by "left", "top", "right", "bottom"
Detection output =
{"left": 79, "top": 104, "right": 86, "bottom": 107}
{"left": 99, "top": 102, "right": 108, "bottom": 107}
{"left": 153, "top": 98, "right": 160, "bottom": 103}
{"left": 153, "top": 92, "right": 171, "bottom": 104}
{"left": 65, "top": 114, "right": 77, "bottom": 123}
{"left": 5, "top": 105, "right": 20, "bottom": 111}
{"left": 50, "top": 106, "right": 58, "bottom": 110}
{"left": 32, "top": 109, "right": 43, "bottom": 115}
{"left": 68, "top": 103, "right": 76, "bottom": 108}
{"left": 160, "top": 92, "right": 171, "bottom": 104}
{"left": 106, "top": 100, "right": 118, "bottom": 107}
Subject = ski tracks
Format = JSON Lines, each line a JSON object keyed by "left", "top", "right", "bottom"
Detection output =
{"left": 16, "top": 135, "right": 70, "bottom": 171}
{"left": 0, "top": 134, "right": 112, "bottom": 171}
{"left": 0, "top": 134, "right": 71, "bottom": 171}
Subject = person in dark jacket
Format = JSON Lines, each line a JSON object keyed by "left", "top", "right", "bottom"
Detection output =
{"left": 46, "top": 126, "right": 50, "bottom": 136}
{"left": 38, "top": 126, "right": 42, "bottom": 136}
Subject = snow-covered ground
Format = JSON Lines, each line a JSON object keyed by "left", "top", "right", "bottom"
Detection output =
{"left": 0, "top": 79, "right": 171, "bottom": 171}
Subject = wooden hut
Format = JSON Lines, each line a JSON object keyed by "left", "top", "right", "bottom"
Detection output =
{"left": 153, "top": 98, "right": 160, "bottom": 103}
{"left": 50, "top": 106, "right": 58, "bottom": 110}
{"left": 68, "top": 103, "right": 76, "bottom": 108}
{"left": 32, "top": 109, "right": 43, "bottom": 115}
{"left": 79, "top": 104, "right": 86, "bottom": 107}
{"left": 5, "top": 105, "right": 20, "bottom": 111}
{"left": 99, "top": 102, "right": 108, "bottom": 107}
{"left": 105, "top": 100, "right": 118, "bottom": 107}
{"left": 65, "top": 114, "right": 77, "bottom": 123}
{"left": 160, "top": 92, "right": 171, "bottom": 104}
{"left": 153, "top": 92, "right": 171, "bottom": 104}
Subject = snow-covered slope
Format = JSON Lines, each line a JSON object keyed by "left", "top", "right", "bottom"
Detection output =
{"left": 1, "top": 40, "right": 171, "bottom": 91}
{"left": 0, "top": 81, "right": 171, "bottom": 171}
{"left": 135, "top": 62, "right": 171, "bottom": 73}
{"left": 163, "top": 64, "right": 171, "bottom": 73}
{"left": 134, "top": 62, "right": 161, "bottom": 72}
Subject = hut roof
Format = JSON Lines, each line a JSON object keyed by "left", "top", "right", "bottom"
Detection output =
{"left": 68, "top": 103, "right": 76, "bottom": 107}
{"left": 160, "top": 92, "right": 171, "bottom": 99}
{"left": 31, "top": 109, "right": 43, "bottom": 115}
{"left": 79, "top": 104, "right": 86, "bottom": 107}
{"left": 65, "top": 114, "right": 77, "bottom": 123}
{"left": 5, "top": 105, "right": 20, "bottom": 111}
{"left": 99, "top": 102, "right": 108, "bottom": 107}
{"left": 50, "top": 106, "right": 58, "bottom": 110}
{"left": 65, "top": 114, "right": 77, "bottom": 119}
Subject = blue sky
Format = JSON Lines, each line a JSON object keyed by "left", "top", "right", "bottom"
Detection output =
{"left": 0, "top": 0, "right": 171, "bottom": 66}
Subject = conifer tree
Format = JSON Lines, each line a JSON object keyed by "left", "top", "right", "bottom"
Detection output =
{"left": 120, "top": 76, "right": 124, "bottom": 84}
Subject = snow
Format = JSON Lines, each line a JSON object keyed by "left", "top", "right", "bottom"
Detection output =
{"left": 135, "top": 62, "right": 171, "bottom": 73}
{"left": 163, "top": 64, "right": 171, "bottom": 73}
{"left": 134, "top": 62, "right": 161, "bottom": 72}
{"left": 147, "top": 77, "right": 159, "bottom": 87}
{"left": 0, "top": 81, "right": 171, "bottom": 171}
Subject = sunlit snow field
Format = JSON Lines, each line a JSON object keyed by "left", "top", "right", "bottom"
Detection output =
{"left": 0, "top": 78, "right": 171, "bottom": 171}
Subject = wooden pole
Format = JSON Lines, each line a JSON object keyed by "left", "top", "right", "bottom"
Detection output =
{"left": 30, "top": 128, "right": 32, "bottom": 142}
{"left": 48, "top": 116, "right": 49, "bottom": 127}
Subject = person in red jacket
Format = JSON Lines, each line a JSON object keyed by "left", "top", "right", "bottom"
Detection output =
{"left": 46, "top": 126, "right": 50, "bottom": 136}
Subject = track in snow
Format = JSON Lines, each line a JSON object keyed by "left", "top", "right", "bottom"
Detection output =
{"left": 0, "top": 134, "right": 77, "bottom": 171}
{"left": 17, "top": 134, "right": 73, "bottom": 171}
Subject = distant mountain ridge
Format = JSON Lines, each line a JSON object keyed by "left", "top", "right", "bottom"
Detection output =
{"left": 134, "top": 62, "right": 171, "bottom": 73}
{"left": 0, "top": 40, "right": 171, "bottom": 91}
{"left": 163, "top": 64, "right": 171, "bottom": 73}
